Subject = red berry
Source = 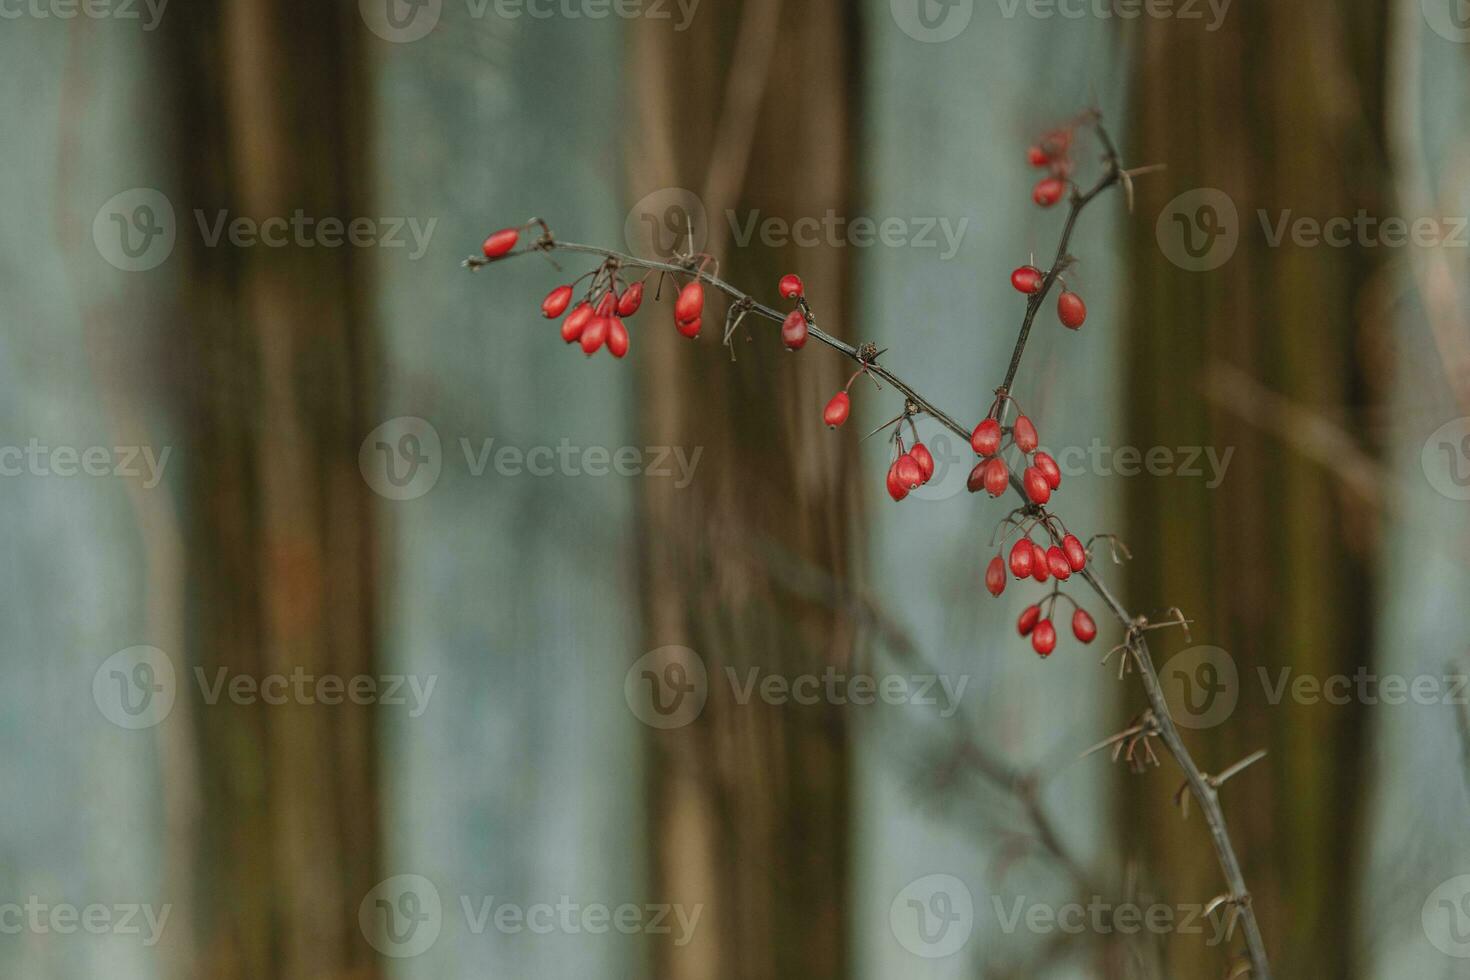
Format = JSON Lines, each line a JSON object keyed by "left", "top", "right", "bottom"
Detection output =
{"left": 1072, "top": 608, "right": 1097, "bottom": 644}
{"left": 1010, "top": 265, "right": 1044, "bottom": 294}
{"left": 886, "top": 461, "right": 909, "bottom": 502}
{"left": 985, "top": 556, "right": 1006, "bottom": 597}
{"left": 481, "top": 228, "right": 519, "bottom": 259}
{"left": 1058, "top": 290, "right": 1086, "bottom": 329}
{"left": 1046, "top": 545, "right": 1071, "bottom": 581}
{"left": 981, "top": 457, "right": 1009, "bottom": 497}
{"left": 607, "top": 317, "right": 630, "bottom": 358}
{"left": 1013, "top": 415, "right": 1039, "bottom": 453}
{"left": 674, "top": 281, "right": 704, "bottom": 323}
{"left": 676, "top": 317, "right": 701, "bottom": 339}
{"left": 896, "top": 453, "right": 923, "bottom": 491}
{"left": 966, "top": 461, "right": 987, "bottom": 494}
{"left": 617, "top": 282, "right": 645, "bottom": 317}
{"left": 823, "top": 392, "right": 850, "bottom": 428}
{"left": 910, "top": 442, "right": 935, "bottom": 483}
{"left": 1032, "top": 619, "right": 1057, "bottom": 657}
{"left": 781, "top": 309, "right": 809, "bottom": 350}
{"left": 1009, "top": 538, "right": 1035, "bottom": 578}
{"left": 596, "top": 292, "right": 618, "bottom": 317}
{"left": 1031, "top": 542, "right": 1049, "bottom": 582}
{"left": 542, "top": 285, "right": 573, "bottom": 319}
{"left": 1034, "top": 451, "right": 1062, "bottom": 490}
{"left": 1018, "top": 604, "right": 1041, "bottom": 636}
{"left": 1032, "top": 177, "right": 1065, "bottom": 208}
{"left": 1062, "top": 534, "right": 1087, "bottom": 572}
{"left": 971, "top": 418, "right": 1002, "bottom": 457}
{"left": 1027, "top": 145, "right": 1050, "bottom": 167}
{"left": 779, "top": 274, "right": 804, "bottom": 299}
{"left": 1023, "top": 466, "right": 1051, "bottom": 504}
{"left": 580, "top": 316, "right": 609, "bottom": 356}
{"left": 561, "top": 302, "right": 594, "bottom": 343}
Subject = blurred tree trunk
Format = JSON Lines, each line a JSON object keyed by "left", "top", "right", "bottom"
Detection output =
{"left": 628, "top": 5, "right": 858, "bottom": 977}
{"left": 165, "top": 4, "right": 381, "bottom": 978}
{"left": 1126, "top": 5, "right": 1388, "bottom": 977}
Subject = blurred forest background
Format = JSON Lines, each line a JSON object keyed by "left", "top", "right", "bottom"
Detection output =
{"left": 3, "top": 0, "right": 1470, "bottom": 978}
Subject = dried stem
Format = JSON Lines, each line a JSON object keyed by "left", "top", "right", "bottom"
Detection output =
{"left": 467, "top": 114, "right": 1271, "bottom": 980}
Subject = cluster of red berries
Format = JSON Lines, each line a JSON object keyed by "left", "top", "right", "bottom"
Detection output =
{"left": 983, "top": 516, "right": 1096, "bottom": 656}
{"left": 1017, "top": 597, "right": 1097, "bottom": 658}
{"left": 885, "top": 436, "right": 936, "bottom": 502}
{"left": 967, "top": 397, "right": 1062, "bottom": 506}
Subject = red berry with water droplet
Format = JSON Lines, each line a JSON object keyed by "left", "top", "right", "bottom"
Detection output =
{"left": 824, "top": 392, "right": 850, "bottom": 428}
{"left": 1072, "top": 608, "right": 1097, "bottom": 644}
{"left": 971, "top": 418, "right": 1002, "bottom": 457}
{"left": 1011, "top": 266, "right": 1044, "bottom": 294}
{"left": 782, "top": 309, "right": 809, "bottom": 350}
{"left": 1032, "top": 177, "right": 1065, "bottom": 207}
{"left": 1018, "top": 604, "right": 1041, "bottom": 636}
{"left": 982, "top": 457, "right": 1009, "bottom": 497}
{"left": 617, "top": 282, "right": 644, "bottom": 316}
{"left": 1058, "top": 290, "right": 1086, "bottom": 329}
{"left": 985, "top": 556, "right": 1006, "bottom": 597}
{"left": 542, "top": 285, "right": 573, "bottom": 319}
{"left": 779, "top": 274, "right": 804, "bottom": 299}
{"left": 1062, "top": 534, "right": 1087, "bottom": 572}
{"left": 1023, "top": 466, "right": 1051, "bottom": 504}
{"left": 1032, "top": 619, "right": 1057, "bottom": 657}
{"left": 482, "top": 228, "right": 518, "bottom": 258}
{"left": 1013, "top": 415, "right": 1039, "bottom": 453}
{"left": 1009, "top": 538, "right": 1034, "bottom": 578}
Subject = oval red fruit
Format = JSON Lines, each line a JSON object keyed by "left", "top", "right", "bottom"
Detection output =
{"left": 607, "top": 317, "right": 630, "bottom": 358}
{"left": 1062, "top": 534, "right": 1087, "bottom": 572}
{"left": 1023, "top": 466, "right": 1051, "bottom": 504}
{"left": 562, "top": 302, "right": 594, "bottom": 343}
{"left": 823, "top": 392, "right": 850, "bottom": 429}
{"left": 886, "top": 461, "right": 908, "bottom": 502}
{"left": 1034, "top": 451, "right": 1062, "bottom": 490}
{"left": 966, "top": 461, "right": 987, "bottom": 494}
{"left": 596, "top": 292, "right": 618, "bottom": 317}
{"left": 481, "top": 228, "right": 518, "bottom": 258}
{"left": 617, "top": 281, "right": 644, "bottom": 316}
{"left": 985, "top": 556, "right": 1006, "bottom": 597}
{"left": 1010, "top": 265, "right": 1044, "bottom": 294}
{"left": 1031, "top": 543, "right": 1049, "bottom": 582}
{"left": 1032, "top": 177, "right": 1065, "bottom": 208}
{"left": 1058, "top": 290, "right": 1086, "bottom": 329}
{"left": 910, "top": 442, "right": 935, "bottom": 483}
{"left": 1009, "top": 538, "right": 1035, "bottom": 578}
{"left": 1018, "top": 604, "right": 1041, "bottom": 636}
{"left": 982, "top": 457, "right": 1009, "bottom": 497}
{"left": 580, "top": 316, "right": 609, "bottom": 356}
{"left": 676, "top": 317, "right": 701, "bottom": 339}
{"left": 1027, "top": 145, "right": 1050, "bottom": 167}
{"left": 1072, "top": 608, "right": 1097, "bottom": 644}
{"left": 896, "top": 453, "right": 923, "bottom": 491}
{"left": 542, "top": 285, "right": 573, "bottom": 319}
{"left": 779, "top": 274, "right": 804, "bottom": 299}
{"left": 971, "top": 418, "right": 1002, "bottom": 457}
{"left": 674, "top": 281, "right": 704, "bottom": 323}
{"left": 1046, "top": 545, "right": 1071, "bottom": 581}
{"left": 1013, "top": 415, "right": 1039, "bottom": 453}
{"left": 1032, "top": 619, "right": 1057, "bottom": 657}
{"left": 781, "top": 309, "right": 809, "bottom": 350}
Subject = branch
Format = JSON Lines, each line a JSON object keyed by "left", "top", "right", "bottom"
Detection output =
{"left": 466, "top": 114, "right": 1272, "bottom": 980}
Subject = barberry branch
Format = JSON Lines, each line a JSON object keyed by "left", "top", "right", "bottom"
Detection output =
{"left": 466, "top": 113, "right": 1271, "bottom": 980}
